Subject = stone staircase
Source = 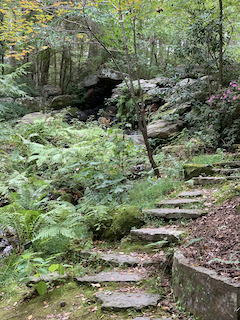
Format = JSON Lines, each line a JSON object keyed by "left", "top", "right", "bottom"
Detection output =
{"left": 70, "top": 158, "right": 240, "bottom": 318}
{"left": 184, "top": 159, "right": 240, "bottom": 186}
{"left": 72, "top": 189, "right": 209, "bottom": 319}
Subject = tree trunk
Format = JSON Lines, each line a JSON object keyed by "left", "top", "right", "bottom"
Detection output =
{"left": 118, "top": 1, "right": 160, "bottom": 178}
{"left": 218, "top": 0, "right": 223, "bottom": 88}
{"left": 40, "top": 48, "right": 51, "bottom": 86}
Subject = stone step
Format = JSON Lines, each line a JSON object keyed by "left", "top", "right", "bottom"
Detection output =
{"left": 132, "top": 317, "right": 173, "bottom": 320}
{"left": 95, "top": 291, "right": 160, "bottom": 310}
{"left": 213, "top": 160, "right": 240, "bottom": 168}
{"left": 143, "top": 208, "right": 204, "bottom": 219}
{"left": 213, "top": 168, "right": 240, "bottom": 175}
{"left": 78, "top": 250, "right": 158, "bottom": 267}
{"left": 156, "top": 198, "right": 201, "bottom": 207}
{"left": 177, "top": 190, "right": 204, "bottom": 197}
{"left": 132, "top": 318, "right": 172, "bottom": 320}
{"left": 74, "top": 271, "right": 143, "bottom": 284}
{"left": 130, "top": 227, "right": 184, "bottom": 243}
{"left": 192, "top": 176, "right": 240, "bottom": 185}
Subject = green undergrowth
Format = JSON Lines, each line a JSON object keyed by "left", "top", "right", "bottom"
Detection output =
{"left": 0, "top": 115, "right": 234, "bottom": 320}
{"left": 0, "top": 280, "right": 169, "bottom": 320}
{"left": 188, "top": 151, "right": 230, "bottom": 165}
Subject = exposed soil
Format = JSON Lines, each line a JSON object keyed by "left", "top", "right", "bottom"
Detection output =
{"left": 181, "top": 196, "right": 240, "bottom": 282}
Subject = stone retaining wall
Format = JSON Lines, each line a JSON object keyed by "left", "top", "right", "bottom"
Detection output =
{"left": 172, "top": 251, "right": 240, "bottom": 320}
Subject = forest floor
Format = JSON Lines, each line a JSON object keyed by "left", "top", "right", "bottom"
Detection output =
{"left": 180, "top": 192, "right": 240, "bottom": 282}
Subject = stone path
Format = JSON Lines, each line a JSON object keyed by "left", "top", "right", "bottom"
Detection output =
{"left": 184, "top": 159, "right": 240, "bottom": 185}
{"left": 72, "top": 158, "right": 240, "bottom": 317}
{"left": 178, "top": 190, "right": 203, "bottom": 197}
{"left": 73, "top": 187, "right": 207, "bottom": 315}
{"left": 78, "top": 250, "right": 159, "bottom": 267}
{"left": 143, "top": 208, "right": 204, "bottom": 219}
{"left": 130, "top": 227, "right": 183, "bottom": 243}
{"left": 156, "top": 198, "right": 201, "bottom": 207}
{"left": 74, "top": 271, "right": 143, "bottom": 284}
{"left": 95, "top": 292, "right": 161, "bottom": 311}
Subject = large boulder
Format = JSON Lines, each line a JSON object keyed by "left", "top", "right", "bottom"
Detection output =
{"left": 41, "top": 85, "right": 61, "bottom": 98}
{"left": 98, "top": 68, "right": 127, "bottom": 82}
{"left": 147, "top": 120, "right": 185, "bottom": 139}
{"left": 80, "top": 74, "right": 99, "bottom": 88}
{"left": 50, "top": 95, "right": 78, "bottom": 110}
{"left": 79, "top": 67, "right": 127, "bottom": 89}
{"left": 17, "top": 112, "right": 51, "bottom": 125}
{"left": 183, "top": 163, "right": 214, "bottom": 180}
{"left": 15, "top": 97, "right": 47, "bottom": 112}
{"left": 0, "top": 98, "right": 14, "bottom": 104}
{"left": 176, "top": 64, "right": 205, "bottom": 78}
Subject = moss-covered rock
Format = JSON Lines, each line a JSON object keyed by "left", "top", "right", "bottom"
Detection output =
{"left": 183, "top": 163, "right": 214, "bottom": 180}
{"left": 104, "top": 206, "right": 144, "bottom": 241}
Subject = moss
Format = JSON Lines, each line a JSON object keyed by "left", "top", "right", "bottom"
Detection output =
{"left": 213, "top": 182, "right": 240, "bottom": 204}
{"left": 183, "top": 163, "right": 213, "bottom": 180}
{"left": 104, "top": 206, "right": 144, "bottom": 241}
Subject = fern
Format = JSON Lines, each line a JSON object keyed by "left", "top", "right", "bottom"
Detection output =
{"left": 33, "top": 201, "right": 87, "bottom": 241}
{"left": 0, "top": 63, "right": 31, "bottom": 97}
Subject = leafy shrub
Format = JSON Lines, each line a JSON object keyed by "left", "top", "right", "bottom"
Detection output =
{"left": 78, "top": 204, "right": 112, "bottom": 239}
{"left": 0, "top": 102, "right": 28, "bottom": 121}
{"left": 185, "top": 80, "right": 240, "bottom": 148}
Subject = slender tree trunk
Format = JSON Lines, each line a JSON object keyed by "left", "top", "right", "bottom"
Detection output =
{"left": 0, "top": 14, "right": 4, "bottom": 75}
{"left": 40, "top": 48, "right": 51, "bottom": 86}
{"left": 54, "top": 52, "right": 57, "bottom": 86}
{"left": 218, "top": 0, "right": 223, "bottom": 88}
{"left": 82, "top": 1, "right": 160, "bottom": 178}
{"left": 35, "top": 50, "right": 39, "bottom": 87}
{"left": 118, "top": 1, "right": 160, "bottom": 178}
{"left": 59, "top": 47, "right": 66, "bottom": 93}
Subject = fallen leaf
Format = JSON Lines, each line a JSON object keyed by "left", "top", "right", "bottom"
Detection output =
{"left": 28, "top": 316, "right": 33, "bottom": 320}
{"left": 46, "top": 315, "right": 55, "bottom": 319}
{"left": 43, "top": 305, "right": 49, "bottom": 308}
{"left": 43, "top": 301, "right": 48, "bottom": 305}
{"left": 91, "top": 283, "right": 101, "bottom": 287}
{"left": 162, "top": 306, "right": 170, "bottom": 310}
{"left": 13, "top": 302, "right": 18, "bottom": 307}
{"left": 91, "top": 306, "right": 98, "bottom": 312}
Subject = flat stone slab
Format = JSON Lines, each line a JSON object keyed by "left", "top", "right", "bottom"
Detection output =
{"left": 192, "top": 176, "right": 240, "bottom": 185}
{"left": 213, "top": 168, "right": 240, "bottom": 175}
{"left": 143, "top": 208, "right": 204, "bottom": 219}
{"left": 95, "top": 291, "right": 160, "bottom": 310}
{"left": 172, "top": 251, "right": 240, "bottom": 320}
{"left": 178, "top": 190, "right": 203, "bottom": 197}
{"left": 78, "top": 251, "right": 158, "bottom": 267}
{"left": 214, "top": 160, "right": 240, "bottom": 168}
{"left": 132, "top": 318, "right": 172, "bottom": 320}
{"left": 27, "top": 273, "right": 69, "bottom": 285}
{"left": 156, "top": 198, "right": 201, "bottom": 207}
{"left": 130, "top": 227, "right": 184, "bottom": 243}
{"left": 74, "top": 271, "right": 142, "bottom": 284}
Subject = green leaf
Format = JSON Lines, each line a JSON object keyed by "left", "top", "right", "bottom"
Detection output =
{"left": 58, "top": 264, "right": 65, "bottom": 275}
{"left": 37, "top": 281, "right": 47, "bottom": 295}
{"left": 38, "top": 268, "right": 49, "bottom": 275}
{"left": 48, "top": 264, "right": 59, "bottom": 273}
